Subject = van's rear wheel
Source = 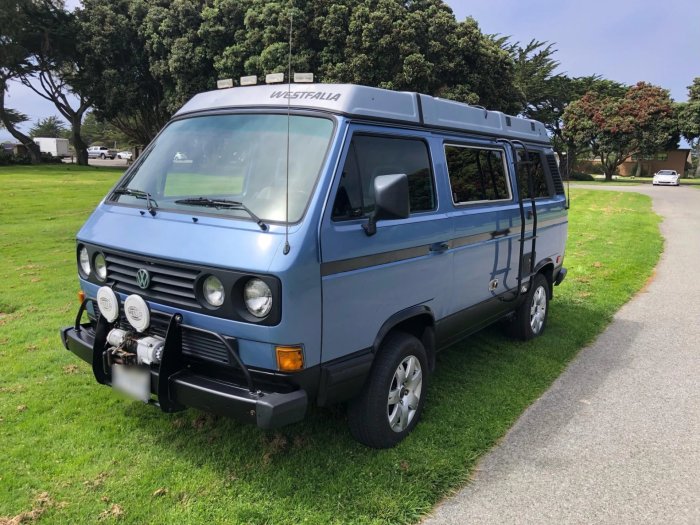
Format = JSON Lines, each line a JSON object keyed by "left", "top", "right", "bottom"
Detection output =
{"left": 513, "top": 273, "right": 550, "bottom": 341}
{"left": 347, "top": 332, "right": 427, "bottom": 448}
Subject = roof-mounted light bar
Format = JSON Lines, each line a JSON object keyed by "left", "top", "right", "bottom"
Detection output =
{"left": 293, "top": 73, "right": 314, "bottom": 83}
{"left": 216, "top": 78, "right": 234, "bottom": 89}
{"left": 240, "top": 75, "right": 257, "bottom": 86}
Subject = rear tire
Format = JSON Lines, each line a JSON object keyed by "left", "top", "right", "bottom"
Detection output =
{"left": 347, "top": 332, "right": 428, "bottom": 448}
{"left": 512, "top": 273, "right": 550, "bottom": 341}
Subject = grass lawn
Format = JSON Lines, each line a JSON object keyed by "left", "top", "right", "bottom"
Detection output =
{"left": 0, "top": 164, "right": 662, "bottom": 524}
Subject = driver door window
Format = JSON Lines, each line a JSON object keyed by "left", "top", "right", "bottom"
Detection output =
{"left": 332, "top": 135, "right": 435, "bottom": 221}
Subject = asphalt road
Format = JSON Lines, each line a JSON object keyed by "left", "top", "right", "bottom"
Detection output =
{"left": 423, "top": 184, "right": 700, "bottom": 525}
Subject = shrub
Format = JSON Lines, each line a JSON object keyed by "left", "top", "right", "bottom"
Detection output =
{"left": 569, "top": 171, "right": 595, "bottom": 181}
{"left": 0, "top": 152, "right": 31, "bottom": 166}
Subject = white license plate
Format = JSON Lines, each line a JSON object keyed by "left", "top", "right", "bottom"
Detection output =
{"left": 112, "top": 364, "right": 151, "bottom": 402}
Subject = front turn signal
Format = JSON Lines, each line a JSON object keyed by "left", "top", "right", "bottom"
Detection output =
{"left": 78, "top": 290, "right": 86, "bottom": 303}
{"left": 276, "top": 346, "right": 304, "bottom": 372}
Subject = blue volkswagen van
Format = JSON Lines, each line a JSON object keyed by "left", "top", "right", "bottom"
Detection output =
{"left": 61, "top": 83, "right": 567, "bottom": 448}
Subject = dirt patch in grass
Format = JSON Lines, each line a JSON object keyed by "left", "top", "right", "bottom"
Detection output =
{"left": 0, "top": 492, "right": 53, "bottom": 525}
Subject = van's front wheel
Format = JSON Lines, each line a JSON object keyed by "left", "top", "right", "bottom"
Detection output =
{"left": 348, "top": 332, "right": 427, "bottom": 448}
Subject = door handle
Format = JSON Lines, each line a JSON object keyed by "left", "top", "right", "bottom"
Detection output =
{"left": 490, "top": 228, "right": 510, "bottom": 238}
{"left": 429, "top": 242, "right": 449, "bottom": 253}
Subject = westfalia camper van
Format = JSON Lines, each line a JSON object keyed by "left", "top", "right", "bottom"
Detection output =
{"left": 61, "top": 82, "right": 567, "bottom": 448}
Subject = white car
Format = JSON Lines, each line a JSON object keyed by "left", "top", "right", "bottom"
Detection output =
{"left": 652, "top": 170, "right": 680, "bottom": 186}
{"left": 116, "top": 151, "right": 132, "bottom": 160}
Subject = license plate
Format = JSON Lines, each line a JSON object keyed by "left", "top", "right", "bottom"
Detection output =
{"left": 112, "top": 364, "right": 151, "bottom": 402}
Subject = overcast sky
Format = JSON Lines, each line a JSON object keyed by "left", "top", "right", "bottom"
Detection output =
{"left": 3, "top": 0, "right": 699, "bottom": 141}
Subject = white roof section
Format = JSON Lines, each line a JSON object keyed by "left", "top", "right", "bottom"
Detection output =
{"left": 175, "top": 83, "right": 549, "bottom": 143}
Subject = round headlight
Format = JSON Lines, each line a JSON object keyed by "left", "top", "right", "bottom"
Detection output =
{"left": 94, "top": 253, "right": 107, "bottom": 281}
{"left": 79, "top": 246, "right": 91, "bottom": 276}
{"left": 202, "top": 275, "right": 225, "bottom": 307}
{"left": 243, "top": 278, "right": 272, "bottom": 318}
{"left": 96, "top": 286, "right": 119, "bottom": 323}
{"left": 124, "top": 294, "right": 150, "bottom": 332}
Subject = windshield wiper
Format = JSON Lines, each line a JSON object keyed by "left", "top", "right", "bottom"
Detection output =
{"left": 174, "top": 197, "right": 268, "bottom": 231}
{"left": 113, "top": 188, "right": 158, "bottom": 217}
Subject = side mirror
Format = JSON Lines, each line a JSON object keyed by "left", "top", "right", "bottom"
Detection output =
{"left": 362, "top": 173, "right": 410, "bottom": 236}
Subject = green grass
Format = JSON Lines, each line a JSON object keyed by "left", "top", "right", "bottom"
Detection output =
{"left": 0, "top": 165, "right": 663, "bottom": 524}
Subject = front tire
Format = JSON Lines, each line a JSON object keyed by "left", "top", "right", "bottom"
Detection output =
{"left": 347, "top": 332, "right": 428, "bottom": 448}
{"left": 512, "top": 273, "right": 550, "bottom": 341}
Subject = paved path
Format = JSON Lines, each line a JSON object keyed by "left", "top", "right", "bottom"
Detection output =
{"left": 424, "top": 185, "right": 700, "bottom": 525}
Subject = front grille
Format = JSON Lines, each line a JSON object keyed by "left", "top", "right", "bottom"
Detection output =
{"left": 182, "top": 329, "right": 231, "bottom": 364}
{"left": 546, "top": 154, "right": 566, "bottom": 194}
{"left": 105, "top": 252, "right": 200, "bottom": 308}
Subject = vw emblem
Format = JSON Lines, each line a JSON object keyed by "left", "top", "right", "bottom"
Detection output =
{"left": 136, "top": 268, "right": 151, "bottom": 289}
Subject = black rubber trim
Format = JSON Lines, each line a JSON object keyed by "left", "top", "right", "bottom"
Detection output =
{"left": 416, "top": 93, "right": 425, "bottom": 125}
{"left": 317, "top": 350, "right": 374, "bottom": 406}
{"left": 321, "top": 217, "right": 567, "bottom": 276}
{"left": 321, "top": 244, "right": 429, "bottom": 276}
{"left": 373, "top": 305, "right": 434, "bottom": 352}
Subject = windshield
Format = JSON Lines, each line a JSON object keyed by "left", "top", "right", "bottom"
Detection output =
{"left": 111, "top": 114, "right": 335, "bottom": 223}
{"left": 657, "top": 170, "right": 675, "bottom": 175}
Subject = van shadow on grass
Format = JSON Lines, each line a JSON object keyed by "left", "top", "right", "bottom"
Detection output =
{"left": 122, "top": 299, "right": 621, "bottom": 524}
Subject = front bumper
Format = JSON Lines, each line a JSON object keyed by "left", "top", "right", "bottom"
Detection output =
{"left": 60, "top": 306, "right": 307, "bottom": 429}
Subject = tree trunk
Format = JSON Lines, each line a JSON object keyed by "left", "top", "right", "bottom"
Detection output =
{"left": 565, "top": 143, "right": 578, "bottom": 178}
{"left": 634, "top": 161, "right": 642, "bottom": 178}
{"left": 71, "top": 116, "right": 88, "bottom": 166}
{"left": 0, "top": 86, "right": 42, "bottom": 164}
{"left": 601, "top": 155, "right": 616, "bottom": 181}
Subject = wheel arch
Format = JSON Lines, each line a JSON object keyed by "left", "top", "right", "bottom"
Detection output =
{"left": 372, "top": 305, "right": 436, "bottom": 372}
{"left": 534, "top": 259, "right": 555, "bottom": 298}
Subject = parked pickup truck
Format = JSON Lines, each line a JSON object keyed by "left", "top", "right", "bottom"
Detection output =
{"left": 87, "top": 146, "right": 117, "bottom": 159}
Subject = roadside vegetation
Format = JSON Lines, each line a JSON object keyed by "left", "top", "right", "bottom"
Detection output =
{"left": 0, "top": 165, "right": 662, "bottom": 524}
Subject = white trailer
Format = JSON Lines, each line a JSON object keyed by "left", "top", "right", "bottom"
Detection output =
{"left": 34, "top": 137, "right": 69, "bottom": 158}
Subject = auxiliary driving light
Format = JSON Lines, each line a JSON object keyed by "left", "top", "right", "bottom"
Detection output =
{"left": 96, "top": 286, "right": 119, "bottom": 323}
{"left": 124, "top": 294, "right": 150, "bottom": 332}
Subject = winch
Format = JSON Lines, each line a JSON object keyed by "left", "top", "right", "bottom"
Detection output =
{"left": 106, "top": 327, "right": 164, "bottom": 366}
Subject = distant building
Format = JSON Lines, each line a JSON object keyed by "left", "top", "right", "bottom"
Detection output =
{"left": 576, "top": 148, "right": 692, "bottom": 177}
{"left": 619, "top": 149, "right": 691, "bottom": 177}
{"left": 0, "top": 142, "right": 28, "bottom": 156}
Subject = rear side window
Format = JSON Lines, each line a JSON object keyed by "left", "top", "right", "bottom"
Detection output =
{"left": 445, "top": 145, "right": 511, "bottom": 204}
{"left": 332, "top": 135, "right": 435, "bottom": 221}
{"left": 517, "top": 150, "right": 552, "bottom": 199}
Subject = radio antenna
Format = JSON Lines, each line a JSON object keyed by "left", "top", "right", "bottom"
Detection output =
{"left": 282, "top": 11, "right": 293, "bottom": 256}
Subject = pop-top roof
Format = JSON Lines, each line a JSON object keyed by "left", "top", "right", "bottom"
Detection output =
{"left": 175, "top": 83, "right": 549, "bottom": 143}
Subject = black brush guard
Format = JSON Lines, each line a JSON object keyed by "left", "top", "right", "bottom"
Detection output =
{"left": 60, "top": 300, "right": 307, "bottom": 429}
